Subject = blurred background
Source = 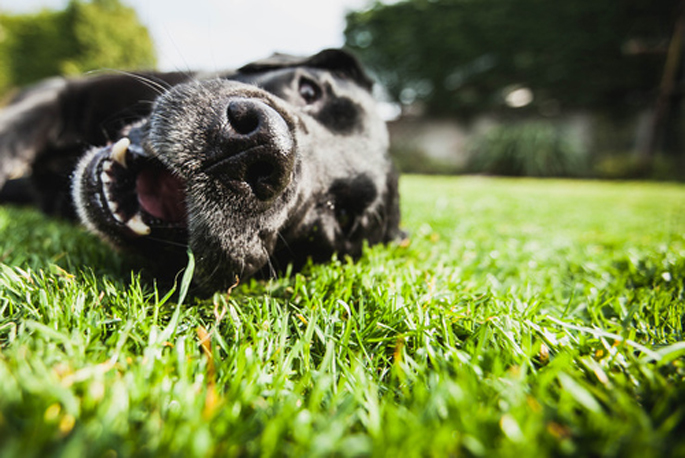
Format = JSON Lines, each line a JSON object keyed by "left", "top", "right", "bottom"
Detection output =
{"left": 0, "top": 0, "right": 682, "bottom": 180}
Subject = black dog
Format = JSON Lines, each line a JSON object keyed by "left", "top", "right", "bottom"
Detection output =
{"left": 0, "top": 49, "right": 401, "bottom": 291}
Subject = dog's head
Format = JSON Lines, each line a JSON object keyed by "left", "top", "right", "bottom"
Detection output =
{"left": 71, "top": 49, "right": 401, "bottom": 291}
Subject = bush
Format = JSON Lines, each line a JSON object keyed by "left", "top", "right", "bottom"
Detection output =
{"left": 593, "top": 154, "right": 685, "bottom": 181}
{"left": 466, "top": 121, "right": 587, "bottom": 177}
{"left": 390, "top": 145, "right": 463, "bottom": 175}
{"left": 0, "top": 0, "right": 155, "bottom": 94}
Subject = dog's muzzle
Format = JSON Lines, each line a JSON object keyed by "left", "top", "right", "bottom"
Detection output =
{"left": 203, "top": 97, "right": 295, "bottom": 202}
{"left": 71, "top": 81, "right": 301, "bottom": 287}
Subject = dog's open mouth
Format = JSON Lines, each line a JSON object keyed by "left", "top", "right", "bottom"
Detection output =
{"left": 91, "top": 137, "right": 187, "bottom": 237}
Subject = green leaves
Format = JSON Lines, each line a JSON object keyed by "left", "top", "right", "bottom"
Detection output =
{"left": 466, "top": 121, "right": 588, "bottom": 177}
{"left": 0, "top": 0, "right": 155, "bottom": 93}
{"left": 345, "top": 0, "right": 676, "bottom": 115}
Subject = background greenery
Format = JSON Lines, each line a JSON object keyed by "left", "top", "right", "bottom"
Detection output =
{"left": 0, "top": 0, "right": 155, "bottom": 95}
{"left": 345, "top": 0, "right": 683, "bottom": 178}
{"left": 1, "top": 176, "right": 684, "bottom": 456}
{"left": 345, "top": 0, "right": 675, "bottom": 117}
{"left": 465, "top": 121, "right": 588, "bottom": 177}
{"left": 0, "top": 0, "right": 680, "bottom": 179}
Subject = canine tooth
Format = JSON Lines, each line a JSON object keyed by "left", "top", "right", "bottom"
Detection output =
{"left": 100, "top": 171, "right": 112, "bottom": 185}
{"left": 126, "top": 213, "right": 151, "bottom": 235}
{"left": 111, "top": 137, "right": 130, "bottom": 168}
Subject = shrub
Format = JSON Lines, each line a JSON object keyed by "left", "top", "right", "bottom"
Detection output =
{"left": 390, "top": 145, "right": 463, "bottom": 175}
{"left": 466, "top": 121, "right": 587, "bottom": 177}
{"left": 593, "top": 153, "right": 685, "bottom": 181}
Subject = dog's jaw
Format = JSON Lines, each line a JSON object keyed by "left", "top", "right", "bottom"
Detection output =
{"left": 72, "top": 80, "right": 304, "bottom": 290}
{"left": 71, "top": 130, "right": 190, "bottom": 264}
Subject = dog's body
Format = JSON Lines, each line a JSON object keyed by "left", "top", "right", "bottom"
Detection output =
{"left": 0, "top": 49, "right": 401, "bottom": 291}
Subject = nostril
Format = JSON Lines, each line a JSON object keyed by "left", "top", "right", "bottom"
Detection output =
{"left": 245, "top": 161, "right": 275, "bottom": 185}
{"left": 245, "top": 160, "right": 278, "bottom": 199}
{"left": 227, "top": 100, "right": 260, "bottom": 135}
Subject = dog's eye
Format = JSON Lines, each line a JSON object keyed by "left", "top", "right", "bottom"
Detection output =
{"left": 299, "top": 78, "right": 322, "bottom": 104}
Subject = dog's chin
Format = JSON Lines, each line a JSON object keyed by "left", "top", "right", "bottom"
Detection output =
{"left": 190, "top": 240, "right": 266, "bottom": 291}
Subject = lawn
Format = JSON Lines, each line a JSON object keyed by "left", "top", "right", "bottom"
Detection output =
{"left": 1, "top": 176, "right": 684, "bottom": 457}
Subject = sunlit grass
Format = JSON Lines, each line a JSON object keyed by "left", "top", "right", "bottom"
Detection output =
{"left": 1, "top": 176, "right": 684, "bottom": 457}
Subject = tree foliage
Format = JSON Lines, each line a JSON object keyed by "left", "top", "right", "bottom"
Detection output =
{"left": 0, "top": 0, "right": 155, "bottom": 94}
{"left": 345, "top": 0, "right": 678, "bottom": 116}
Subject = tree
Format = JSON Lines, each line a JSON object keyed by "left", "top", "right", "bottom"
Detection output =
{"left": 0, "top": 0, "right": 155, "bottom": 94}
{"left": 345, "top": 0, "right": 679, "bottom": 117}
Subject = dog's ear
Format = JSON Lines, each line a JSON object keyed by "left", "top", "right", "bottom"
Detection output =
{"left": 0, "top": 77, "right": 67, "bottom": 189}
{"left": 302, "top": 49, "right": 374, "bottom": 91}
{"left": 0, "top": 71, "right": 190, "bottom": 209}
{"left": 239, "top": 48, "right": 374, "bottom": 92}
{"left": 237, "top": 53, "right": 310, "bottom": 70}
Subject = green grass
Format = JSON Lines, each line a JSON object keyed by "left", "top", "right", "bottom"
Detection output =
{"left": 1, "top": 176, "right": 685, "bottom": 457}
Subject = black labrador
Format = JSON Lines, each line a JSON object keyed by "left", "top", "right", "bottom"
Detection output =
{"left": 0, "top": 49, "right": 401, "bottom": 291}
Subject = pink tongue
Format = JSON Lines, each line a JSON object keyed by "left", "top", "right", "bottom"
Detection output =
{"left": 136, "top": 168, "right": 186, "bottom": 222}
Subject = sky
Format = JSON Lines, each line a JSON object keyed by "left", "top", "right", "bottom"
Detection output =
{"left": 0, "top": 0, "right": 373, "bottom": 71}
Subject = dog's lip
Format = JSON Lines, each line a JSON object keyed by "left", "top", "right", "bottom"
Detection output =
{"left": 95, "top": 137, "right": 188, "bottom": 236}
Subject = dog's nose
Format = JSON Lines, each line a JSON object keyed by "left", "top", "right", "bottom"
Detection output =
{"left": 206, "top": 97, "right": 294, "bottom": 201}
{"left": 227, "top": 100, "right": 261, "bottom": 136}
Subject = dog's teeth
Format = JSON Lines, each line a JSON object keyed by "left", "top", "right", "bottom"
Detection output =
{"left": 107, "top": 200, "right": 119, "bottom": 215}
{"left": 126, "top": 213, "right": 151, "bottom": 235}
{"left": 111, "top": 137, "right": 130, "bottom": 168}
{"left": 100, "top": 171, "right": 112, "bottom": 185}
{"left": 103, "top": 160, "right": 114, "bottom": 174}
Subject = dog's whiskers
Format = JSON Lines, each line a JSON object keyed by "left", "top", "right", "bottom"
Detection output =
{"left": 275, "top": 230, "right": 293, "bottom": 254}
{"left": 123, "top": 72, "right": 173, "bottom": 96}
{"left": 262, "top": 246, "right": 278, "bottom": 279}
{"left": 373, "top": 206, "right": 386, "bottom": 228}
{"left": 142, "top": 235, "right": 189, "bottom": 249}
{"left": 193, "top": 257, "right": 225, "bottom": 291}
{"left": 86, "top": 69, "right": 172, "bottom": 96}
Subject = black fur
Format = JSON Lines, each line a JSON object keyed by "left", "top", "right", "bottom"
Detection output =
{"left": 0, "top": 48, "right": 401, "bottom": 292}
{"left": 316, "top": 94, "right": 363, "bottom": 134}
